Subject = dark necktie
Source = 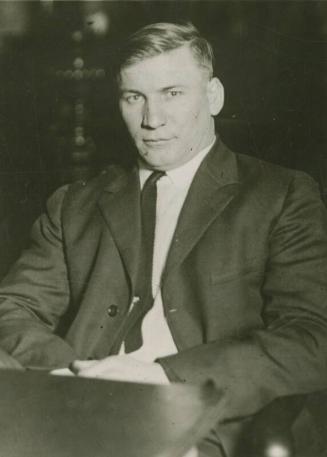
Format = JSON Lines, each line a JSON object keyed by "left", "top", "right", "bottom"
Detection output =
{"left": 124, "top": 170, "right": 165, "bottom": 352}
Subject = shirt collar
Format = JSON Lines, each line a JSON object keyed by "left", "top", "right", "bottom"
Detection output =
{"left": 138, "top": 138, "right": 216, "bottom": 189}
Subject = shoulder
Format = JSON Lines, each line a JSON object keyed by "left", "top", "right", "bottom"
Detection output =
{"left": 54, "top": 164, "right": 128, "bottom": 206}
{"left": 67, "top": 165, "right": 127, "bottom": 197}
{"left": 208, "top": 144, "right": 324, "bottom": 223}
{"left": 235, "top": 150, "right": 309, "bottom": 183}
{"left": 43, "top": 164, "right": 132, "bottom": 225}
{"left": 234, "top": 150, "right": 320, "bottom": 202}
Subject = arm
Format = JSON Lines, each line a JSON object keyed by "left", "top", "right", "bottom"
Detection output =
{"left": 158, "top": 173, "right": 327, "bottom": 419}
{"left": 0, "top": 186, "right": 77, "bottom": 369}
{"left": 0, "top": 347, "right": 23, "bottom": 369}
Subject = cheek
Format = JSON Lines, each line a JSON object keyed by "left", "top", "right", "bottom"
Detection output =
{"left": 170, "top": 105, "right": 198, "bottom": 131}
{"left": 123, "top": 116, "right": 138, "bottom": 137}
{"left": 183, "top": 96, "right": 205, "bottom": 122}
{"left": 177, "top": 106, "right": 202, "bottom": 133}
{"left": 121, "top": 112, "right": 141, "bottom": 137}
{"left": 190, "top": 102, "right": 210, "bottom": 127}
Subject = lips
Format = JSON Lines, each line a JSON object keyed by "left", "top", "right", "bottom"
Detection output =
{"left": 143, "top": 138, "right": 174, "bottom": 145}
{"left": 144, "top": 138, "right": 171, "bottom": 142}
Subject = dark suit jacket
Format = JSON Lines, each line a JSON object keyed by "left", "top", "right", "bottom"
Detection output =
{"left": 1, "top": 139, "right": 327, "bottom": 455}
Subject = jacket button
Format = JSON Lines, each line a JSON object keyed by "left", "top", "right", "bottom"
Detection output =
{"left": 107, "top": 305, "right": 118, "bottom": 317}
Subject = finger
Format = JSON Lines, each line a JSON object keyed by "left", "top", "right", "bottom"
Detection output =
{"left": 70, "top": 359, "right": 99, "bottom": 374}
{"left": 73, "top": 356, "right": 144, "bottom": 380}
{"left": 74, "top": 357, "right": 116, "bottom": 378}
{"left": 183, "top": 447, "right": 198, "bottom": 457}
{"left": 76, "top": 357, "right": 136, "bottom": 380}
{"left": 50, "top": 368, "right": 75, "bottom": 377}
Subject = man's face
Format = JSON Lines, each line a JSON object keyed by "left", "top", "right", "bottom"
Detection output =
{"left": 118, "top": 45, "right": 224, "bottom": 171}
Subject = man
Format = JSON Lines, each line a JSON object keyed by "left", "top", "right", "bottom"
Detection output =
{"left": 0, "top": 22, "right": 327, "bottom": 456}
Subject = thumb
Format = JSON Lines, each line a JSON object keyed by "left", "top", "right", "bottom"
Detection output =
{"left": 70, "top": 359, "right": 97, "bottom": 374}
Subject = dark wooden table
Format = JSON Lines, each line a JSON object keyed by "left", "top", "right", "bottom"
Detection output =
{"left": 0, "top": 370, "right": 221, "bottom": 457}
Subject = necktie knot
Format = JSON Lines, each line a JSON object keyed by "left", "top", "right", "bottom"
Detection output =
{"left": 141, "top": 170, "right": 165, "bottom": 238}
{"left": 143, "top": 170, "right": 166, "bottom": 190}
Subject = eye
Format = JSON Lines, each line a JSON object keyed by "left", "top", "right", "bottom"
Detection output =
{"left": 124, "top": 94, "right": 143, "bottom": 104}
{"left": 166, "top": 89, "right": 182, "bottom": 99}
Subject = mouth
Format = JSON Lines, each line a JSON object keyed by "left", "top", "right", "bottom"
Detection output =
{"left": 143, "top": 138, "right": 175, "bottom": 146}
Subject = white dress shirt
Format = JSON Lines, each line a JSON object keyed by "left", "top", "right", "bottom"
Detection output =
{"left": 121, "top": 141, "right": 215, "bottom": 362}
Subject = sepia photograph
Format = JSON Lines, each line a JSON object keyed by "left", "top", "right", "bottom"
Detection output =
{"left": 0, "top": 1, "right": 327, "bottom": 456}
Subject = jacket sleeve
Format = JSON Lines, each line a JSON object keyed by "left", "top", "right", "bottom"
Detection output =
{"left": 0, "top": 186, "right": 77, "bottom": 369}
{"left": 158, "top": 173, "right": 327, "bottom": 428}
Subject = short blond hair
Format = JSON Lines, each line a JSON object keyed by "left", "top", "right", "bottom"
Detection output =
{"left": 116, "top": 22, "right": 214, "bottom": 79}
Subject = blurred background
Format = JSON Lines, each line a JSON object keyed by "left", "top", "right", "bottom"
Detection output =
{"left": 0, "top": 0, "right": 326, "bottom": 275}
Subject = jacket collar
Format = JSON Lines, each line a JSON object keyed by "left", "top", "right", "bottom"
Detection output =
{"left": 162, "top": 138, "right": 240, "bottom": 283}
{"left": 98, "top": 165, "right": 141, "bottom": 292}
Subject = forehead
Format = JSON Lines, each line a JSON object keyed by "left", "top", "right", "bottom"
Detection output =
{"left": 119, "top": 45, "right": 206, "bottom": 91}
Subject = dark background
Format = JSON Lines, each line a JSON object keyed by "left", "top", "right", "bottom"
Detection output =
{"left": 0, "top": 1, "right": 326, "bottom": 276}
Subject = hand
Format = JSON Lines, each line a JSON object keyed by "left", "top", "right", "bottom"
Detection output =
{"left": 70, "top": 355, "right": 170, "bottom": 385}
{"left": 50, "top": 367, "right": 75, "bottom": 377}
{"left": 183, "top": 448, "right": 198, "bottom": 457}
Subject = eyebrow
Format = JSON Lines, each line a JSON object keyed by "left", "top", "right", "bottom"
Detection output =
{"left": 160, "top": 85, "right": 186, "bottom": 91}
{"left": 120, "top": 85, "right": 186, "bottom": 95}
{"left": 119, "top": 89, "right": 143, "bottom": 95}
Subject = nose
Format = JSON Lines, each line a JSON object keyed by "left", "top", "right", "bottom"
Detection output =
{"left": 142, "top": 99, "right": 166, "bottom": 129}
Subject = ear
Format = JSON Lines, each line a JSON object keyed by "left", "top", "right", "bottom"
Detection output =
{"left": 207, "top": 77, "right": 224, "bottom": 116}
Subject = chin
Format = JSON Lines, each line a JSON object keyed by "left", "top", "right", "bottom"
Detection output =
{"left": 143, "top": 161, "right": 169, "bottom": 171}
{"left": 141, "top": 151, "right": 169, "bottom": 167}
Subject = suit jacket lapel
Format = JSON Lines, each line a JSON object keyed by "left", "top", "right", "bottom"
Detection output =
{"left": 97, "top": 166, "right": 141, "bottom": 292}
{"left": 162, "top": 140, "right": 240, "bottom": 283}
